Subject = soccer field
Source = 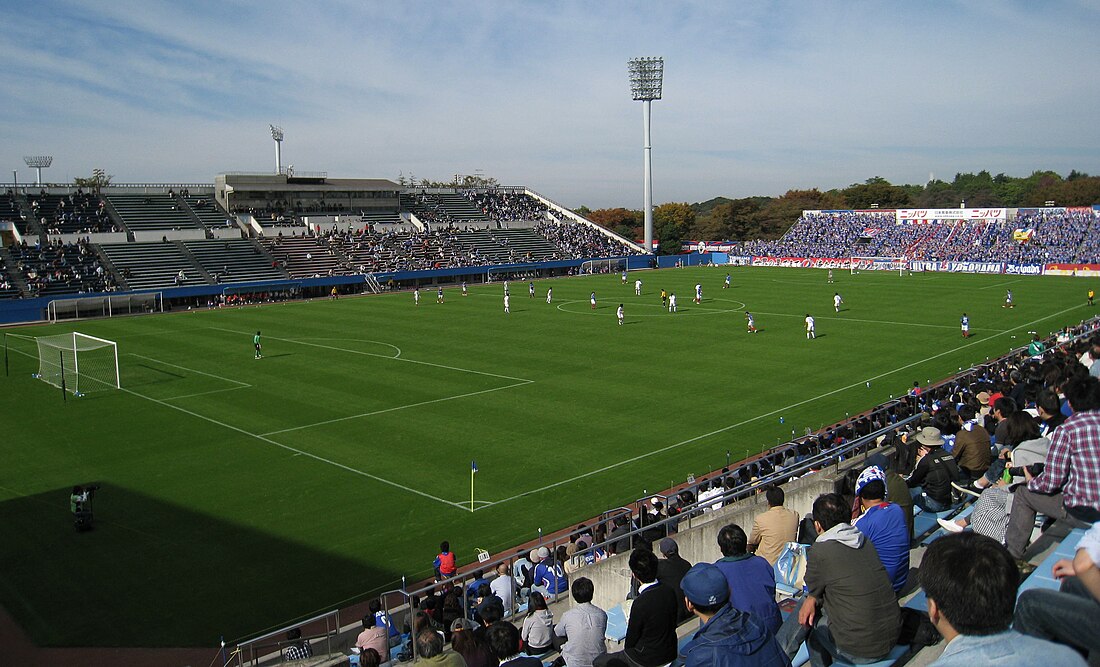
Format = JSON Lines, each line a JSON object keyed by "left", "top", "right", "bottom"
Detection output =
{"left": 0, "top": 266, "right": 1091, "bottom": 647}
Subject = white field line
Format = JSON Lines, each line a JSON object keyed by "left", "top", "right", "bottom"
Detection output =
{"left": 475, "top": 302, "right": 1085, "bottom": 510}
{"left": 750, "top": 310, "right": 1004, "bottom": 332}
{"left": 261, "top": 379, "right": 533, "bottom": 436}
{"left": 161, "top": 386, "right": 251, "bottom": 401}
{"left": 208, "top": 327, "right": 533, "bottom": 383}
{"left": 5, "top": 345, "right": 470, "bottom": 511}
{"left": 128, "top": 353, "right": 252, "bottom": 386}
{"left": 978, "top": 279, "right": 1023, "bottom": 290}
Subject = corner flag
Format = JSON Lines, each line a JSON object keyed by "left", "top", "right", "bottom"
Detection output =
{"left": 470, "top": 460, "right": 478, "bottom": 512}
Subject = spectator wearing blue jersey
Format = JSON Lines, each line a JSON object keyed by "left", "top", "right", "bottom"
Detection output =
{"left": 532, "top": 547, "right": 568, "bottom": 599}
{"left": 370, "top": 598, "right": 401, "bottom": 647}
{"left": 852, "top": 466, "right": 910, "bottom": 593}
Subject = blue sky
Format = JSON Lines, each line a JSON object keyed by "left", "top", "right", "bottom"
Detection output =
{"left": 2, "top": 0, "right": 1099, "bottom": 208}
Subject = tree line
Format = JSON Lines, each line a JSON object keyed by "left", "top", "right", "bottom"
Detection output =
{"left": 576, "top": 170, "right": 1100, "bottom": 254}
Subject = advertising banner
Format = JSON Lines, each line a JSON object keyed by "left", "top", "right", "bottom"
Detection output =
{"left": 1004, "top": 264, "right": 1043, "bottom": 276}
{"left": 1044, "top": 264, "right": 1100, "bottom": 277}
{"left": 942, "top": 261, "right": 1004, "bottom": 274}
{"left": 896, "top": 208, "right": 1006, "bottom": 222}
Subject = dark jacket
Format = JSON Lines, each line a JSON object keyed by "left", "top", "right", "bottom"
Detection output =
{"left": 906, "top": 445, "right": 960, "bottom": 505}
{"left": 681, "top": 604, "right": 791, "bottom": 667}
{"left": 713, "top": 554, "right": 782, "bottom": 637}
{"left": 624, "top": 582, "right": 679, "bottom": 667}
{"left": 657, "top": 554, "right": 693, "bottom": 623}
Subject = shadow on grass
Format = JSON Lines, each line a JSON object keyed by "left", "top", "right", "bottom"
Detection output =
{"left": 0, "top": 485, "right": 397, "bottom": 648}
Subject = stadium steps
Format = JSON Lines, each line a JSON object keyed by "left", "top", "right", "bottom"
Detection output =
{"left": 108, "top": 193, "right": 204, "bottom": 232}
{"left": 0, "top": 246, "right": 28, "bottom": 297}
{"left": 98, "top": 241, "right": 209, "bottom": 289}
{"left": 0, "top": 192, "right": 37, "bottom": 238}
{"left": 182, "top": 195, "right": 237, "bottom": 232}
{"left": 182, "top": 239, "right": 288, "bottom": 283}
{"left": 92, "top": 244, "right": 130, "bottom": 291}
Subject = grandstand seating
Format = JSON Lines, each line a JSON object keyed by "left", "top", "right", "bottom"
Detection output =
{"left": 182, "top": 195, "right": 236, "bottom": 231}
{"left": 259, "top": 236, "right": 351, "bottom": 279}
{"left": 7, "top": 241, "right": 114, "bottom": 296}
{"left": 0, "top": 191, "right": 33, "bottom": 235}
{"left": 98, "top": 242, "right": 208, "bottom": 289}
{"left": 108, "top": 193, "right": 203, "bottom": 232}
{"left": 360, "top": 210, "right": 404, "bottom": 226}
{"left": 26, "top": 191, "right": 119, "bottom": 235}
{"left": 456, "top": 229, "right": 564, "bottom": 263}
{"left": 182, "top": 239, "right": 287, "bottom": 283}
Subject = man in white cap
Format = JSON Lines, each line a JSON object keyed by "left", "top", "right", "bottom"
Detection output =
{"left": 905, "top": 427, "right": 962, "bottom": 512}
{"left": 532, "top": 546, "right": 568, "bottom": 599}
{"left": 679, "top": 563, "right": 790, "bottom": 667}
{"left": 853, "top": 466, "right": 910, "bottom": 593}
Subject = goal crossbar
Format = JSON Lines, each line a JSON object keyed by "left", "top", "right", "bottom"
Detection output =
{"left": 34, "top": 332, "right": 120, "bottom": 395}
{"left": 849, "top": 256, "right": 907, "bottom": 276}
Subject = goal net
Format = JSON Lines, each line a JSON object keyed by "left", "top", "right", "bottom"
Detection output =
{"left": 579, "top": 258, "right": 629, "bottom": 275}
{"left": 33, "top": 332, "right": 120, "bottom": 396}
{"left": 849, "top": 256, "right": 908, "bottom": 276}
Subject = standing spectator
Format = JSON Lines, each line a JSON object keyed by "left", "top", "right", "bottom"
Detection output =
{"left": 921, "top": 533, "right": 1085, "bottom": 666}
{"left": 748, "top": 486, "right": 799, "bottom": 565}
{"left": 1015, "top": 521, "right": 1100, "bottom": 663}
{"left": 852, "top": 466, "right": 910, "bottom": 593}
{"left": 594, "top": 549, "right": 678, "bottom": 667}
{"left": 553, "top": 577, "right": 608, "bottom": 667}
{"left": 656, "top": 537, "right": 693, "bottom": 624}
{"left": 713, "top": 524, "right": 782, "bottom": 637}
{"left": 776, "top": 493, "right": 901, "bottom": 666}
{"left": 679, "top": 563, "right": 791, "bottom": 667}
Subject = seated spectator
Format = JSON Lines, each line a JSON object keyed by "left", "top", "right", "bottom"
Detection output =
{"left": 1015, "top": 521, "right": 1100, "bottom": 663}
{"left": 486, "top": 621, "right": 542, "bottom": 667}
{"left": 594, "top": 549, "right": 678, "bottom": 667}
{"left": 1005, "top": 375, "right": 1100, "bottom": 561}
{"left": 852, "top": 466, "right": 910, "bottom": 593}
{"left": 553, "top": 577, "right": 608, "bottom": 667}
{"left": 748, "top": 485, "right": 800, "bottom": 565}
{"left": 356, "top": 613, "right": 390, "bottom": 663}
{"left": 656, "top": 537, "right": 693, "bottom": 624}
{"left": 679, "top": 563, "right": 790, "bottom": 667}
{"left": 283, "top": 627, "right": 313, "bottom": 661}
{"left": 520, "top": 591, "right": 554, "bottom": 655}
{"left": 921, "top": 532, "right": 1085, "bottom": 666}
{"left": 532, "top": 546, "right": 568, "bottom": 599}
{"left": 951, "top": 404, "right": 993, "bottom": 480}
{"left": 371, "top": 598, "right": 401, "bottom": 647}
{"left": 906, "top": 427, "right": 962, "bottom": 512}
{"left": 451, "top": 618, "right": 497, "bottom": 667}
{"left": 413, "top": 628, "right": 466, "bottom": 667}
{"left": 713, "top": 524, "right": 782, "bottom": 636}
{"left": 434, "top": 541, "right": 457, "bottom": 582}
{"left": 776, "top": 493, "right": 901, "bottom": 666}
{"left": 489, "top": 563, "right": 515, "bottom": 616}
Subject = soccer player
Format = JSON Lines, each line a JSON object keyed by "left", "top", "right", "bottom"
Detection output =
{"left": 617, "top": 304, "right": 624, "bottom": 326}
{"left": 724, "top": 273, "right": 731, "bottom": 289}
{"left": 331, "top": 286, "right": 338, "bottom": 300}
{"left": 745, "top": 311, "right": 757, "bottom": 333}
{"left": 833, "top": 292, "right": 843, "bottom": 313}
{"left": 1090, "top": 289, "right": 1095, "bottom": 306}
{"left": 529, "top": 281, "right": 535, "bottom": 298}
{"left": 546, "top": 287, "right": 552, "bottom": 303}
{"left": 961, "top": 312, "right": 970, "bottom": 338}
{"left": 1004, "top": 289, "right": 1014, "bottom": 308}
{"left": 669, "top": 292, "right": 677, "bottom": 313}
{"left": 635, "top": 278, "right": 642, "bottom": 296}
{"left": 694, "top": 283, "right": 702, "bottom": 304}
{"left": 462, "top": 281, "right": 468, "bottom": 296}
{"left": 504, "top": 293, "right": 510, "bottom": 314}
{"left": 621, "top": 270, "right": 627, "bottom": 284}
{"left": 828, "top": 269, "right": 834, "bottom": 283}
{"left": 660, "top": 289, "right": 668, "bottom": 307}
{"left": 254, "top": 331, "right": 262, "bottom": 359}
{"left": 590, "top": 291, "right": 597, "bottom": 310}
{"left": 503, "top": 280, "right": 509, "bottom": 296}
{"left": 805, "top": 314, "right": 816, "bottom": 339}
{"left": 414, "top": 287, "right": 420, "bottom": 306}
{"left": 437, "top": 287, "right": 444, "bottom": 304}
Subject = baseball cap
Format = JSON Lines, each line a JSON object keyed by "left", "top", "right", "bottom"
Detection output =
{"left": 658, "top": 538, "right": 678, "bottom": 555}
{"left": 536, "top": 546, "right": 550, "bottom": 559}
{"left": 681, "top": 563, "right": 729, "bottom": 607}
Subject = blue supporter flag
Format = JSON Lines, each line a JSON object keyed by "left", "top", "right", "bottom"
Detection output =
{"left": 471, "top": 460, "right": 478, "bottom": 474}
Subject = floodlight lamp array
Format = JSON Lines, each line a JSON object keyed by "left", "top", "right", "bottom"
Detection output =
{"left": 23, "top": 156, "right": 53, "bottom": 168}
{"left": 269, "top": 125, "right": 284, "bottom": 142}
{"left": 628, "top": 57, "right": 664, "bottom": 101}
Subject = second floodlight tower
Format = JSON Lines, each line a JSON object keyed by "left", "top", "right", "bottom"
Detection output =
{"left": 270, "top": 125, "right": 284, "bottom": 174}
{"left": 628, "top": 57, "right": 663, "bottom": 254}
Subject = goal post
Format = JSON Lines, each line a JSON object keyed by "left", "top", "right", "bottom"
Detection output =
{"left": 579, "top": 258, "right": 629, "bottom": 275}
{"left": 849, "top": 256, "right": 908, "bottom": 276}
{"left": 33, "top": 332, "right": 120, "bottom": 396}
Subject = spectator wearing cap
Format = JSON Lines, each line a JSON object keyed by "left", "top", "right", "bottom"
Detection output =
{"left": 532, "top": 546, "right": 568, "bottom": 599}
{"left": 451, "top": 618, "right": 496, "bottom": 667}
{"left": 775, "top": 493, "right": 901, "bottom": 666}
{"left": 655, "top": 537, "right": 693, "bottom": 623}
{"left": 713, "top": 524, "right": 782, "bottom": 636}
{"left": 553, "top": 577, "right": 607, "bottom": 667}
{"left": 922, "top": 533, "right": 1086, "bottom": 666}
{"left": 977, "top": 391, "right": 992, "bottom": 419}
{"left": 748, "top": 486, "right": 799, "bottom": 565}
{"left": 593, "top": 549, "right": 677, "bottom": 667}
{"left": 906, "top": 427, "right": 962, "bottom": 512}
{"left": 853, "top": 466, "right": 910, "bottom": 593}
{"left": 679, "top": 563, "right": 790, "bottom": 667}
{"left": 867, "top": 452, "right": 914, "bottom": 540}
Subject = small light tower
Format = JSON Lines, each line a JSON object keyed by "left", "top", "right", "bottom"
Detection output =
{"left": 628, "top": 57, "right": 663, "bottom": 254}
{"left": 269, "top": 125, "right": 284, "bottom": 174}
{"left": 23, "top": 155, "right": 53, "bottom": 186}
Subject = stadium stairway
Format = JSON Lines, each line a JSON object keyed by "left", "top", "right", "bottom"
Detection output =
{"left": 0, "top": 246, "right": 29, "bottom": 297}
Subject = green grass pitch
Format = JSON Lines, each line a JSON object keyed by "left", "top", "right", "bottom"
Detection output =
{"left": 0, "top": 267, "right": 1091, "bottom": 647}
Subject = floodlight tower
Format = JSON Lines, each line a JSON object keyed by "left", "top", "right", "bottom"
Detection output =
{"left": 270, "top": 125, "right": 284, "bottom": 174}
{"left": 628, "top": 57, "right": 663, "bottom": 254}
{"left": 23, "top": 155, "right": 53, "bottom": 186}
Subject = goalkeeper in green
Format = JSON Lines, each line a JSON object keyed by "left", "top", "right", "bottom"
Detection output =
{"left": 254, "top": 331, "right": 262, "bottom": 359}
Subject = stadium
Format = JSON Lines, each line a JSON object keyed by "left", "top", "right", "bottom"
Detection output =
{"left": 5, "top": 4, "right": 1100, "bottom": 667}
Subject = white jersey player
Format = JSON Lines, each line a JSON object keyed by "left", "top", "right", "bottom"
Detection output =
{"left": 617, "top": 304, "right": 624, "bottom": 326}
{"left": 833, "top": 293, "right": 843, "bottom": 313}
{"left": 414, "top": 287, "right": 420, "bottom": 306}
{"left": 634, "top": 279, "right": 642, "bottom": 296}
{"left": 669, "top": 292, "right": 677, "bottom": 313}
{"left": 504, "top": 294, "right": 510, "bottom": 314}
{"left": 805, "top": 314, "right": 816, "bottom": 339}
{"left": 694, "top": 284, "right": 702, "bottom": 304}
{"left": 546, "top": 287, "right": 553, "bottom": 303}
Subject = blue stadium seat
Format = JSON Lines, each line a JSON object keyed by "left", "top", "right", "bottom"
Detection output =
{"left": 604, "top": 603, "right": 628, "bottom": 643}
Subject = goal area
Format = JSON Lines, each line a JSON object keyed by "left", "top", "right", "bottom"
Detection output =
{"left": 849, "top": 257, "right": 908, "bottom": 276}
{"left": 33, "top": 332, "right": 120, "bottom": 396}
